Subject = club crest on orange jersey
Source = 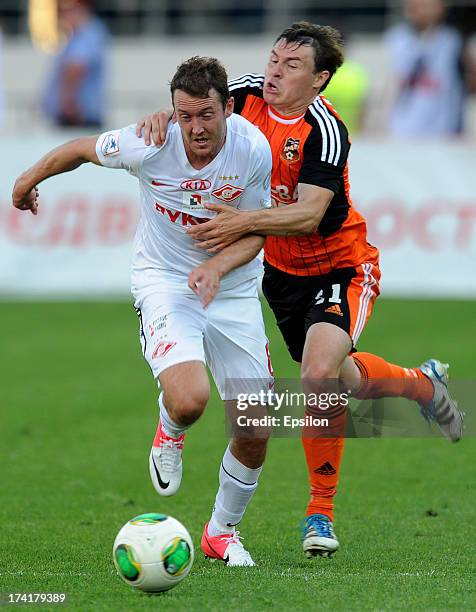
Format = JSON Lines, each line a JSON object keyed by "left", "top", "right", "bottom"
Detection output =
{"left": 211, "top": 184, "right": 244, "bottom": 203}
{"left": 280, "top": 137, "right": 301, "bottom": 163}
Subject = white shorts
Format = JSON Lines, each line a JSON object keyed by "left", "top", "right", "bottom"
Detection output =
{"left": 134, "top": 279, "right": 274, "bottom": 400}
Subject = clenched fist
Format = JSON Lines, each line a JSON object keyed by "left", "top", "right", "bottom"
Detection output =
{"left": 12, "top": 180, "right": 39, "bottom": 215}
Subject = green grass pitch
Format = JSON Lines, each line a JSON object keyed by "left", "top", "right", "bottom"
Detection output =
{"left": 1, "top": 299, "right": 475, "bottom": 610}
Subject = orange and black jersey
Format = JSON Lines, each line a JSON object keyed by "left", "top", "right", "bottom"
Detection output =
{"left": 229, "top": 74, "right": 379, "bottom": 276}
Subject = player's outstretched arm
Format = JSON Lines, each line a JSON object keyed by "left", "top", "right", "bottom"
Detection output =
{"left": 187, "top": 184, "right": 334, "bottom": 252}
{"left": 188, "top": 234, "right": 264, "bottom": 307}
{"left": 135, "top": 107, "right": 175, "bottom": 147}
{"left": 12, "top": 137, "right": 100, "bottom": 215}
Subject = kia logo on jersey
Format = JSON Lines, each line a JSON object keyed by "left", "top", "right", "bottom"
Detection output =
{"left": 211, "top": 184, "right": 244, "bottom": 203}
{"left": 181, "top": 179, "right": 211, "bottom": 191}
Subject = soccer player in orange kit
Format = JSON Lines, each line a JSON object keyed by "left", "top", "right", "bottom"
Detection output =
{"left": 138, "top": 22, "right": 464, "bottom": 559}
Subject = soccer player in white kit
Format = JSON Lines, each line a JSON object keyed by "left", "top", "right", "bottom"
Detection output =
{"left": 12, "top": 57, "right": 274, "bottom": 566}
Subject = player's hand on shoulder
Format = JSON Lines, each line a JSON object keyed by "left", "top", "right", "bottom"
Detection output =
{"left": 12, "top": 179, "right": 39, "bottom": 215}
{"left": 135, "top": 107, "right": 175, "bottom": 147}
{"left": 188, "top": 263, "right": 221, "bottom": 308}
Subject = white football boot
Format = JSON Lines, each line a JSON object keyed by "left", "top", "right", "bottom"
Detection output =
{"left": 419, "top": 359, "right": 464, "bottom": 442}
{"left": 149, "top": 420, "right": 184, "bottom": 496}
{"left": 201, "top": 523, "right": 256, "bottom": 566}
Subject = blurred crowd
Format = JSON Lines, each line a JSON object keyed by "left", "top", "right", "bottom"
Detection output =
{"left": 0, "top": 0, "right": 475, "bottom": 137}
{"left": 42, "top": 0, "right": 108, "bottom": 129}
{"left": 323, "top": 0, "right": 476, "bottom": 137}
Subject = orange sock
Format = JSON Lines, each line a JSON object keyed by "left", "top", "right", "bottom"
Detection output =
{"left": 302, "top": 406, "right": 347, "bottom": 522}
{"left": 352, "top": 352, "right": 433, "bottom": 405}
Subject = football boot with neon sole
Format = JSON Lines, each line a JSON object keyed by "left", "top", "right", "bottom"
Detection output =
{"left": 149, "top": 420, "right": 184, "bottom": 496}
{"left": 201, "top": 523, "right": 256, "bottom": 566}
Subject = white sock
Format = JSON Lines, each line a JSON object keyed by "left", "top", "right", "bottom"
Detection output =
{"left": 208, "top": 444, "right": 263, "bottom": 536}
{"left": 157, "top": 392, "right": 190, "bottom": 440}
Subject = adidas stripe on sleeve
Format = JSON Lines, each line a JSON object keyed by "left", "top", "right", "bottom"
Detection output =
{"left": 228, "top": 73, "right": 265, "bottom": 114}
{"left": 299, "top": 98, "right": 350, "bottom": 193}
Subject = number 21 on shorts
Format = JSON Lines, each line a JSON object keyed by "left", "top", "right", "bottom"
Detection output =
{"left": 315, "top": 284, "right": 341, "bottom": 305}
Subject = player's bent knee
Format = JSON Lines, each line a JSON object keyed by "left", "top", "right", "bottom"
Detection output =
{"left": 164, "top": 386, "right": 209, "bottom": 425}
{"left": 301, "top": 362, "right": 340, "bottom": 382}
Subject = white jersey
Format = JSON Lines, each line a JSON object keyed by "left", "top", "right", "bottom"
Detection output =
{"left": 96, "top": 114, "right": 272, "bottom": 297}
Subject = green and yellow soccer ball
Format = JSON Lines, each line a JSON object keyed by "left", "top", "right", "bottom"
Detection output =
{"left": 113, "top": 513, "right": 194, "bottom": 592}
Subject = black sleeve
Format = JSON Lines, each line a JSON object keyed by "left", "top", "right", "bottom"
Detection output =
{"left": 298, "top": 119, "right": 350, "bottom": 194}
{"left": 228, "top": 74, "right": 265, "bottom": 115}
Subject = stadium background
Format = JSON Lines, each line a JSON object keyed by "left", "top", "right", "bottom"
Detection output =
{"left": 1, "top": 1, "right": 475, "bottom": 610}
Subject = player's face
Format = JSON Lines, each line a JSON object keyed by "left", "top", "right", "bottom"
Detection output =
{"left": 263, "top": 40, "right": 329, "bottom": 114}
{"left": 173, "top": 89, "right": 234, "bottom": 165}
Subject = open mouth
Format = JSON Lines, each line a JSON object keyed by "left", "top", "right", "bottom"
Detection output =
{"left": 265, "top": 82, "right": 278, "bottom": 93}
{"left": 194, "top": 137, "right": 209, "bottom": 146}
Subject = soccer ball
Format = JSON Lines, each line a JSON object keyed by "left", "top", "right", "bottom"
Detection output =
{"left": 113, "top": 513, "right": 194, "bottom": 593}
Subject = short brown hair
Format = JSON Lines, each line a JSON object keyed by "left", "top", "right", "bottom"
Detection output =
{"left": 170, "top": 57, "right": 230, "bottom": 108}
{"left": 275, "top": 21, "right": 344, "bottom": 92}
